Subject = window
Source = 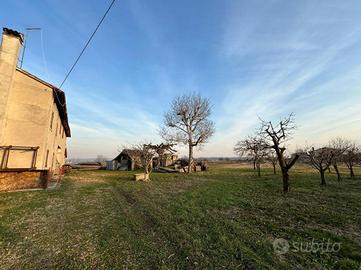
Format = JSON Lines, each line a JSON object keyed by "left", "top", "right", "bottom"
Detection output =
{"left": 45, "top": 150, "right": 49, "bottom": 167}
{"left": 55, "top": 123, "right": 58, "bottom": 136}
{"left": 50, "top": 112, "right": 54, "bottom": 129}
{"left": 51, "top": 153, "right": 54, "bottom": 169}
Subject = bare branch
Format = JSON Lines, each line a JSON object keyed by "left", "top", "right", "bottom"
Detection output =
{"left": 160, "top": 93, "right": 215, "bottom": 173}
{"left": 258, "top": 113, "right": 298, "bottom": 192}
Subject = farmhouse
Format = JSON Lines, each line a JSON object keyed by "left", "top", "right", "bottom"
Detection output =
{"left": 0, "top": 28, "right": 71, "bottom": 191}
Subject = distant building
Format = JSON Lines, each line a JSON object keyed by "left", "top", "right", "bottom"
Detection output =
{"left": 158, "top": 153, "right": 178, "bottom": 167}
{"left": 0, "top": 28, "right": 70, "bottom": 191}
{"left": 109, "top": 149, "right": 142, "bottom": 171}
{"left": 107, "top": 149, "right": 178, "bottom": 171}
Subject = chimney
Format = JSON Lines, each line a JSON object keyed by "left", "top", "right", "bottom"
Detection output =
{"left": 0, "top": 27, "right": 24, "bottom": 145}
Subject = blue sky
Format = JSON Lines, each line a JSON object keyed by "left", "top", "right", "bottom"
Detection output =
{"left": 1, "top": 0, "right": 361, "bottom": 158}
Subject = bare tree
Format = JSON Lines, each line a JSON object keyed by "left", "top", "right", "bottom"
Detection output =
{"left": 234, "top": 136, "right": 267, "bottom": 177}
{"left": 131, "top": 143, "right": 159, "bottom": 181}
{"left": 305, "top": 147, "right": 335, "bottom": 185}
{"left": 343, "top": 142, "right": 360, "bottom": 178}
{"left": 259, "top": 113, "right": 299, "bottom": 192}
{"left": 329, "top": 137, "right": 351, "bottom": 181}
{"left": 161, "top": 93, "right": 215, "bottom": 173}
{"left": 130, "top": 143, "right": 179, "bottom": 180}
{"left": 266, "top": 151, "right": 278, "bottom": 175}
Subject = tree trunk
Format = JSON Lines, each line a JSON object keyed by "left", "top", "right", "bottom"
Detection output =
{"left": 253, "top": 161, "right": 256, "bottom": 170}
{"left": 350, "top": 165, "right": 355, "bottom": 178}
{"left": 188, "top": 144, "right": 193, "bottom": 173}
{"left": 277, "top": 152, "right": 298, "bottom": 193}
{"left": 320, "top": 169, "right": 326, "bottom": 185}
{"left": 333, "top": 163, "right": 341, "bottom": 181}
{"left": 130, "top": 159, "right": 135, "bottom": 171}
{"left": 256, "top": 162, "right": 261, "bottom": 177}
{"left": 282, "top": 170, "right": 290, "bottom": 192}
{"left": 272, "top": 163, "right": 276, "bottom": 175}
{"left": 144, "top": 162, "right": 150, "bottom": 181}
{"left": 327, "top": 167, "right": 331, "bottom": 173}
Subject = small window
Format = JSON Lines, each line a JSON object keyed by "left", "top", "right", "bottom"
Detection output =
{"left": 50, "top": 112, "right": 54, "bottom": 129}
{"left": 45, "top": 150, "right": 49, "bottom": 167}
{"left": 51, "top": 153, "right": 54, "bottom": 168}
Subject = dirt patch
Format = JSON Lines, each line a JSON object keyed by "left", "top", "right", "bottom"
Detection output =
{"left": 221, "top": 163, "right": 251, "bottom": 169}
{"left": 119, "top": 190, "right": 137, "bottom": 205}
{"left": 66, "top": 175, "right": 106, "bottom": 184}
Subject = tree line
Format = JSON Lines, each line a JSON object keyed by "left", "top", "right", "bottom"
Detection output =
{"left": 234, "top": 114, "right": 361, "bottom": 192}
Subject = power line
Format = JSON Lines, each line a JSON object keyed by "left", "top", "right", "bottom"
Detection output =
{"left": 59, "top": 0, "right": 117, "bottom": 89}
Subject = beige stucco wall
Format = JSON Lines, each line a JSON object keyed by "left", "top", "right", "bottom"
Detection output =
{"left": 0, "top": 33, "right": 22, "bottom": 145}
{"left": 3, "top": 71, "right": 67, "bottom": 172}
{"left": 0, "top": 31, "right": 68, "bottom": 173}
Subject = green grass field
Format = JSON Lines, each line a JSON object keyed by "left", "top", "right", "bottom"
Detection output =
{"left": 0, "top": 164, "right": 360, "bottom": 269}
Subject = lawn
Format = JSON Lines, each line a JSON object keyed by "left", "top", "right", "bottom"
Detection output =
{"left": 0, "top": 164, "right": 360, "bottom": 269}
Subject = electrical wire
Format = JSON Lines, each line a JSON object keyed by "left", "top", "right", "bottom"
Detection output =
{"left": 59, "top": 0, "right": 117, "bottom": 89}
